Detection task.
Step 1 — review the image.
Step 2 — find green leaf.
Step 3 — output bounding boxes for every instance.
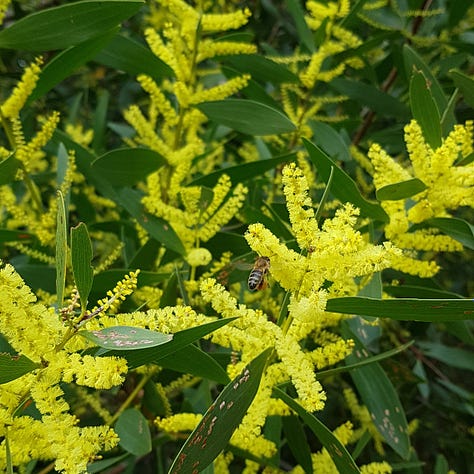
[0,230,33,243]
[331,78,410,119]
[403,45,448,113]
[282,415,313,474]
[94,33,173,79]
[28,29,118,103]
[326,297,474,322]
[274,388,361,473]
[190,153,295,187]
[286,0,315,52]
[105,318,236,369]
[80,326,173,350]
[197,99,296,136]
[449,69,474,108]
[55,191,67,309]
[343,325,411,459]
[0,354,39,384]
[303,138,389,222]
[115,408,152,456]
[409,70,442,149]
[414,217,474,250]
[311,122,351,162]
[91,148,166,186]
[115,188,185,255]
[376,178,427,201]
[0,0,143,51]
[0,155,20,186]
[417,342,474,371]
[92,89,109,154]
[158,345,230,384]
[317,340,414,379]
[223,55,298,83]
[169,349,271,473]
[70,222,94,311]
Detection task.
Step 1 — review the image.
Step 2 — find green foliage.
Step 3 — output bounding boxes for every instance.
[0,0,473,473]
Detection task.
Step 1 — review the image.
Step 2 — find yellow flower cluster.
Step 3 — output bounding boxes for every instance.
[143,174,248,252]
[1,57,43,119]
[0,262,137,472]
[368,119,473,276]
[246,164,400,297]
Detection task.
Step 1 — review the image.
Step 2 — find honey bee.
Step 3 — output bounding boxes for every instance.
[248,256,270,291]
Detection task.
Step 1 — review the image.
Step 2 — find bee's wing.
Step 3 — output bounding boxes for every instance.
[234,261,254,270]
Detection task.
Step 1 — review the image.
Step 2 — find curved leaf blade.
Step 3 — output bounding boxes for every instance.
[275,388,361,473]
[0,0,143,51]
[409,70,442,149]
[28,29,118,103]
[71,222,94,311]
[189,153,295,187]
[423,217,474,250]
[80,326,173,350]
[0,354,39,384]
[169,348,272,473]
[303,138,389,222]
[115,408,152,456]
[343,323,411,459]
[197,99,296,136]
[326,297,474,322]
[91,148,166,186]
[376,178,427,201]
[94,33,173,79]
[0,155,20,186]
[104,318,236,369]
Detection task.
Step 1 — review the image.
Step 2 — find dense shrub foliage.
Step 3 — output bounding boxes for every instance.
[0,0,473,473]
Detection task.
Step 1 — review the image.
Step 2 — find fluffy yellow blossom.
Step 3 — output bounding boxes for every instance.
[1,57,43,119]
[156,413,203,434]
[368,120,473,276]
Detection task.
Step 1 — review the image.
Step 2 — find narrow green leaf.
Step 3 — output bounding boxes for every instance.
[275,388,361,473]
[28,29,118,103]
[115,188,185,255]
[331,78,410,119]
[197,99,296,136]
[87,454,129,473]
[169,349,272,473]
[115,408,152,456]
[343,325,411,459]
[414,217,474,250]
[282,415,313,474]
[311,122,351,162]
[317,340,414,379]
[0,155,20,186]
[286,0,315,52]
[326,297,474,322]
[0,0,143,51]
[0,230,33,243]
[409,70,442,149]
[158,345,230,384]
[71,222,94,311]
[104,318,237,369]
[94,33,173,79]
[92,89,110,154]
[376,178,427,201]
[417,342,474,371]
[0,354,40,384]
[449,69,474,108]
[223,54,298,83]
[55,191,67,309]
[303,138,389,222]
[91,148,166,186]
[80,326,173,350]
[403,45,448,113]
[190,153,294,187]
[5,429,12,474]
